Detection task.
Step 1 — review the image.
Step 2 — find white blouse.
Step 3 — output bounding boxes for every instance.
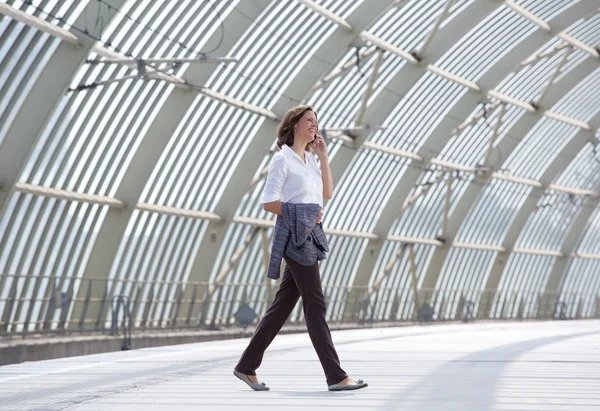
[261,144,323,207]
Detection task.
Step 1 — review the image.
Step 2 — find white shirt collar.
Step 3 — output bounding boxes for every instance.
[282,144,308,163]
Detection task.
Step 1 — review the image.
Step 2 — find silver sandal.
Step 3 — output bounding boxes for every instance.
[233,370,270,391]
[328,379,368,391]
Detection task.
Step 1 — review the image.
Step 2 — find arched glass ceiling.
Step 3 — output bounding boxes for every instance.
[1,0,600,332]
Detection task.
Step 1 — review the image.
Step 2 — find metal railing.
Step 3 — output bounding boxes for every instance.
[0,273,598,338]
[110,295,132,350]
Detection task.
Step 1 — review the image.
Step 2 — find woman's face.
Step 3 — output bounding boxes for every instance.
[294,110,318,145]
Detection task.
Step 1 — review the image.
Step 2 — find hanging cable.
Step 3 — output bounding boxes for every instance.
[354,45,365,77]
[96,0,225,56]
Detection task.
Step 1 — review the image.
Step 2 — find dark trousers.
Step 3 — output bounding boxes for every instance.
[235,255,347,386]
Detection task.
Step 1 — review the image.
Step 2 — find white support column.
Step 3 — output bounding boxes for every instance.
[355,49,385,126]
[571,252,600,260]
[348,2,597,318]
[483,103,506,166]
[515,43,571,74]
[400,171,447,214]
[535,46,573,105]
[247,165,270,192]
[556,32,600,59]
[417,0,455,58]
[365,242,420,321]
[504,1,599,59]
[309,46,379,95]
[503,0,551,31]
[186,1,396,324]
[408,244,420,319]
[441,173,454,239]
[513,248,563,257]
[360,31,419,64]
[453,101,501,137]
[295,0,353,31]
[136,203,222,222]
[371,243,407,294]
[72,0,273,324]
[209,226,262,296]
[362,140,422,161]
[0,2,82,45]
[454,242,506,253]
[14,184,125,209]
[387,235,443,247]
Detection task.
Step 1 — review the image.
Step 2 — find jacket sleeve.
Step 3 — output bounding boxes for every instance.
[267,215,289,280]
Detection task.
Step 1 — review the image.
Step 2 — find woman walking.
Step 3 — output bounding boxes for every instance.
[233,105,368,392]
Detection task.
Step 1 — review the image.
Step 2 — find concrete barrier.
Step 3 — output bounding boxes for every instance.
[0,321,408,366]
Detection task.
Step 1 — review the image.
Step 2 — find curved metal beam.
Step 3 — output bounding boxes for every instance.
[479,127,599,318]
[530,175,600,318]
[71,0,273,324]
[0,0,126,220]
[482,65,600,308]
[186,1,397,323]
[345,1,598,319]
[0,3,81,45]
[341,0,502,320]
[425,57,600,315]
[0,0,126,330]
[545,190,600,295]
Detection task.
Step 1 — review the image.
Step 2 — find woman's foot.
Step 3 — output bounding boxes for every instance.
[233,370,270,391]
[328,377,368,391]
[337,377,356,386]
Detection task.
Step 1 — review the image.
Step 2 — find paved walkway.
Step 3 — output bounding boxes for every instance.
[1,320,599,410]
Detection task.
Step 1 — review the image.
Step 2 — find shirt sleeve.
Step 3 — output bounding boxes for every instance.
[261,154,287,203]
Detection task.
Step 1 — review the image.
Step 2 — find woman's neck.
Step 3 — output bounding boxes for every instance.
[290,142,306,160]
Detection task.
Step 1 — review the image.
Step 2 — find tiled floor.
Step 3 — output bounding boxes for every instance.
[1,320,599,410]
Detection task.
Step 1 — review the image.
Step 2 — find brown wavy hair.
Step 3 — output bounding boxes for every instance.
[277,105,317,152]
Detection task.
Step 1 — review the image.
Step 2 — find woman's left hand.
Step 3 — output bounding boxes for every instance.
[312,134,328,158]
[316,207,324,224]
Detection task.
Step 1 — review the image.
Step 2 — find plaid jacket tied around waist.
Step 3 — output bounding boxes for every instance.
[267,202,329,280]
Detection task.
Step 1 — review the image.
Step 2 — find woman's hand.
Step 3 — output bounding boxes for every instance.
[312,134,328,158]
[316,207,324,224]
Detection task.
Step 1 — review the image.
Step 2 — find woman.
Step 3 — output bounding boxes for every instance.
[233,105,368,392]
